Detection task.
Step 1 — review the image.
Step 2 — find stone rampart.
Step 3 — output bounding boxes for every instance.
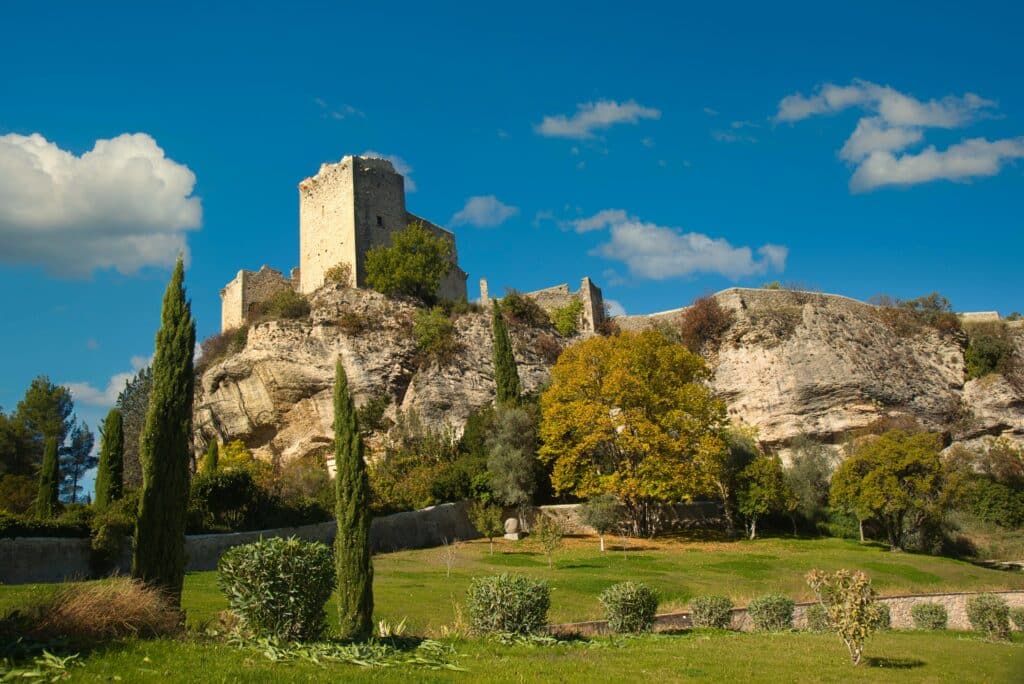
[0,502,478,585]
[219,265,293,332]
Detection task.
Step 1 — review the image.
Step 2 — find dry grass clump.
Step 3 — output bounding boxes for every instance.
[16,578,181,644]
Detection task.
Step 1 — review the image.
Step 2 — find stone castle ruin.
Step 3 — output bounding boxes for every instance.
[221,154,604,334]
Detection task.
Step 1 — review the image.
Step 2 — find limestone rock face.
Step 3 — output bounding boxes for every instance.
[195,286,1024,465]
[193,286,557,464]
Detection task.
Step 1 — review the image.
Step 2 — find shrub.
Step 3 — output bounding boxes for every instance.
[252,288,310,321]
[468,501,504,555]
[218,537,335,641]
[196,326,248,374]
[533,333,562,364]
[465,573,550,635]
[747,594,794,631]
[868,602,891,631]
[966,593,1011,639]
[689,595,733,629]
[806,569,878,666]
[501,290,548,328]
[324,261,353,287]
[12,577,179,645]
[364,221,453,303]
[965,322,1015,380]
[805,603,829,632]
[357,395,391,434]
[679,295,734,353]
[189,469,263,531]
[599,582,659,633]
[413,306,460,365]
[911,603,948,630]
[337,309,371,335]
[1010,607,1024,631]
[551,298,583,337]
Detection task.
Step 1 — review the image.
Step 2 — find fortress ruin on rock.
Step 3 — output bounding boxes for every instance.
[220,154,605,334]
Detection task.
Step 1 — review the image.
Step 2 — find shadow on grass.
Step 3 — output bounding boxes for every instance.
[866,656,925,669]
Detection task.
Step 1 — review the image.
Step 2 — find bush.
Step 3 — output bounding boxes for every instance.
[465,573,550,635]
[599,582,659,633]
[689,595,733,629]
[413,306,460,365]
[965,322,1015,380]
[533,333,562,364]
[805,603,829,632]
[196,326,248,374]
[0,510,90,539]
[966,593,1011,639]
[9,577,179,645]
[501,290,548,328]
[679,295,734,353]
[364,221,453,303]
[218,537,335,641]
[357,394,392,434]
[911,603,948,630]
[324,262,353,287]
[806,569,878,665]
[868,602,891,631]
[747,594,794,631]
[551,298,583,337]
[189,469,264,531]
[1010,607,1024,631]
[252,288,310,321]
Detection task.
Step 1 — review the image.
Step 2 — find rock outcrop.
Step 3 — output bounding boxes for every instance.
[194,286,1024,465]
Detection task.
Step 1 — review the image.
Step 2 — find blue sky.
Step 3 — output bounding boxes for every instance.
[1,1,1022,453]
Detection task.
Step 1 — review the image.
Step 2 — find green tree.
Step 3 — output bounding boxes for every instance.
[468,501,504,555]
[333,359,373,640]
[116,365,152,489]
[14,376,74,471]
[737,454,797,539]
[703,426,760,534]
[486,404,537,524]
[132,258,196,604]
[830,430,948,550]
[579,494,621,551]
[201,440,219,473]
[785,436,834,529]
[0,410,31,477]
[492,302,521,405]
[364,222,453,303]
[60,422,96,503]
[94,408,124,510]
[539,330,728,536]
[34,436,60,518]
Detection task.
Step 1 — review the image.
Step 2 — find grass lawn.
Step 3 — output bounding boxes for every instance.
[4,535,1023,634]
[13,631,1024,683]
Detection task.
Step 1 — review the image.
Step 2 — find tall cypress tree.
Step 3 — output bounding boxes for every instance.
[200,440,218,473]
[492,302,521,405]
[35,436,59,518]
[94,408,124,510]
[333,358,373,640]
[132,258,195,604]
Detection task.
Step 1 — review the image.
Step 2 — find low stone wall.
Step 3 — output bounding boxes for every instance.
[0,502,478,585]
[534,501,722,534]
[549,590,1024,636]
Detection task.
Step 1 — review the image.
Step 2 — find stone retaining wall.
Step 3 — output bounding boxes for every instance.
[549,590,1024,636]
[0,502,477,585]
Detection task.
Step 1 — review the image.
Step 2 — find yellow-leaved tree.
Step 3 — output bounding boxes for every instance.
[539,330,728,535]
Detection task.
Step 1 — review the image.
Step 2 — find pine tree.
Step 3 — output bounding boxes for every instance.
[35,436,59,518]
[492,302,521,405]
[132,258,196,604]
[201,440,219,473]
[94,408,124,510]
[333,358,373,640]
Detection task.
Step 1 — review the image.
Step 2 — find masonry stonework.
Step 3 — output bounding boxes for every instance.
[522,277,605,335]
[219,265,292,331]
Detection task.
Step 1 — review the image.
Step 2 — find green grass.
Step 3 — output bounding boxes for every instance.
[4,536,1022,635]
[13,631,1024,683]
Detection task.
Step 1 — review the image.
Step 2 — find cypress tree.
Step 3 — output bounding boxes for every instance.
[333,358,373,640]
[132,257,195,604]
[201,440,219,473]
[94,408,124,510]
[492,302,521,405]
[35,436,60,518]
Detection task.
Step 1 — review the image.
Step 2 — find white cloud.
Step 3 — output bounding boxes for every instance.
[314,97,363,120]
[703,107,719,116]
[0,132,201,277]
[605,299,627,317]
[570,209,629,233]
[450,195,519,228]
[775,80,1021,190]
[578,210,787,280]
[711,129,757,144]
[850,137,1024,192]
[65,355,150,407]
[536,99,661,139]
[360,150,416,191]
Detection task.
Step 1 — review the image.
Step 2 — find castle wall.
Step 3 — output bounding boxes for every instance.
[522,279,604,334]
[298,159,358,295]
[219,266,292,332]
[221,273,245,331]
[352,158,408,285]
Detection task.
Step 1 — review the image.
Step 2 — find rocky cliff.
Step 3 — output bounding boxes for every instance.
[194,286,1024,464]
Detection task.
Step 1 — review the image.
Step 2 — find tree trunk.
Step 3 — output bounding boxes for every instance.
[749,517,757,540]
[790,514,798,536]
[600,534,605,552]
[858,518,865,543]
